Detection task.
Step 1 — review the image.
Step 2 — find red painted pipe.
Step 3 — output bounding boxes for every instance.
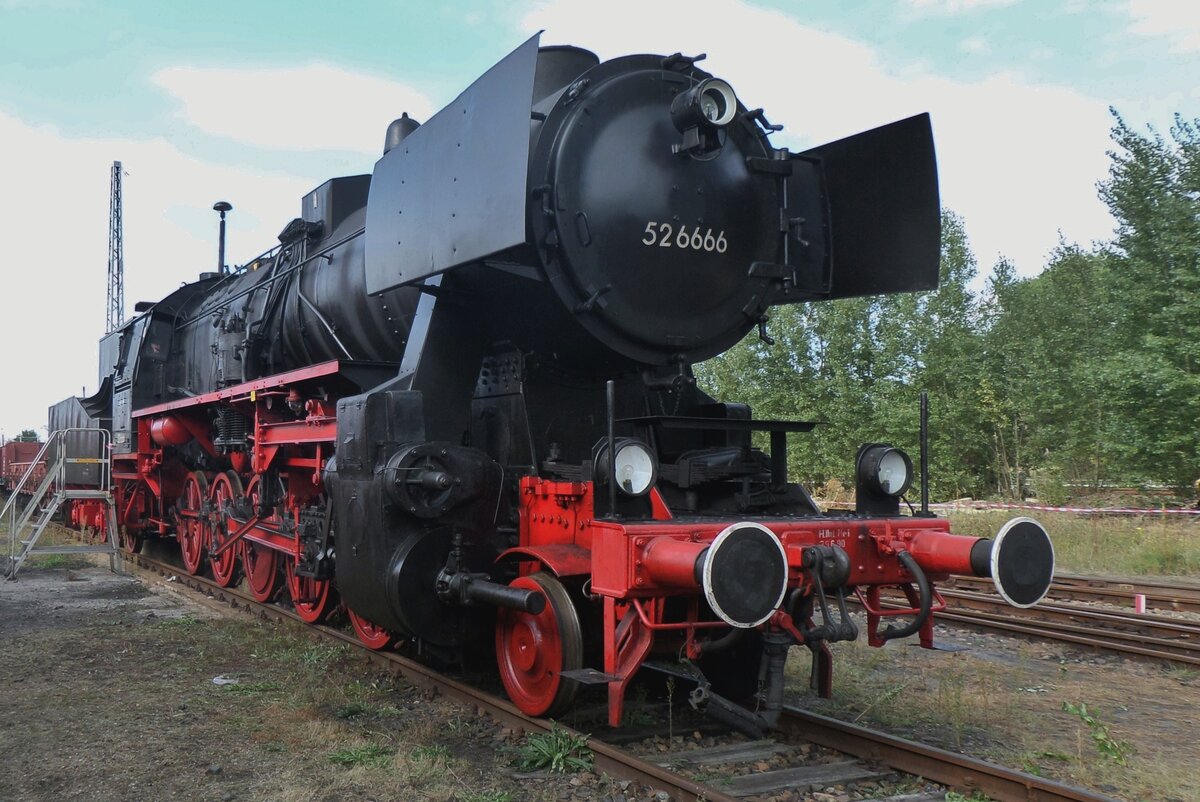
[907,531,987,576]
[641,538,706,588]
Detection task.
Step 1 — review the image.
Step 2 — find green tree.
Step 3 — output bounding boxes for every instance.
[982,245,1115,495]
[700,209,993,499]
[15,429,38,443]
[1097,112,1200,487]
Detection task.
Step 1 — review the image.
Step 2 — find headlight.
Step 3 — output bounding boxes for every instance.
[671,78,738,132]
[595,437,659,497]
[858,444,913,497]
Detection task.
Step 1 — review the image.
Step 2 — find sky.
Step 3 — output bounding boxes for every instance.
[0,0,1197,437]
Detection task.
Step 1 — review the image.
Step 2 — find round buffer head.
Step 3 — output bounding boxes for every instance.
[701,522,788,628]
[990,517,1055,608]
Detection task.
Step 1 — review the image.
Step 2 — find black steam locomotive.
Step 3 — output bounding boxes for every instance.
[65,35,1052,734]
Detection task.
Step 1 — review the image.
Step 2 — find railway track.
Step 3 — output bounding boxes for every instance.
[952,574,1200,616]
[925,578,1200,665]
[108,546,1118,802]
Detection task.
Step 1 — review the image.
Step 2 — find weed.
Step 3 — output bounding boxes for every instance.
[622,707,655,727]
[336,701,371,719]
[27,554,77,569]
[298,643,345,666]
[221,681,282,696]
[622,683,655,727]
[1162,665,1197,685]
[852,679,911,723]
[460,792,513,802]
[327,743,392,768]
[946,792,995,802]
[514,725,594,774]
[1061,702,1133,764]
[409,744,451,764]
[154,614,204,631]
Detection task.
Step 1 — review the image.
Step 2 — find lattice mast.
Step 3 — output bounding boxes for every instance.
[105,161,124,333]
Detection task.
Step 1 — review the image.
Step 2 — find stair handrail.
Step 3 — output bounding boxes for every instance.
[4,428,113,570]
[3,431,61,568]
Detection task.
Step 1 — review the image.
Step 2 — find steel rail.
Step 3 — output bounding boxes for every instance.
[934,607,1200,665]
[941,589,1200,650]
[870,590,1200,665]
[113,548,1122,802]
[952,574,1200,615]
[779,708,1122,802]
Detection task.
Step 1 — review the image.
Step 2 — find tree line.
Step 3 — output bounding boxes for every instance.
[698,113,1199,499]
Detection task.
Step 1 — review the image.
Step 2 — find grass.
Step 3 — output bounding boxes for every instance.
[946,510,1200,576]
[327,743,393,768]
[459,792,513,802]
[221,680,283,697]
[122,612,530,797]
[24,553,92,569]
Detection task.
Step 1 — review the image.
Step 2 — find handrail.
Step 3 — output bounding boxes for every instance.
[2,433,59,567]
[4,427,113,570]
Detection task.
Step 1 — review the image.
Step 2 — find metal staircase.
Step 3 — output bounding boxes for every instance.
[3,428,121,579]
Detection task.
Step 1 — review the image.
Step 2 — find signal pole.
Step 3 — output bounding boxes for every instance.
[106,160,124,333]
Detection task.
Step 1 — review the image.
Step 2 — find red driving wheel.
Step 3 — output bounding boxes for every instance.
[347,608,396,650]
[285,560,337,624]
[177,472,209,575]
[495,572,582,718]
[208,471,243,588]
[240,477,280,602]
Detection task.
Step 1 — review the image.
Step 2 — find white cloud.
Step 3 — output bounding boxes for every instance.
[524,0,1115,277]
[906,0,1019,12]
[0,62,437,433]
[151,64,436,153]
[960,35,991,54]
[1123,0,1200,52]
[0,110,314,435]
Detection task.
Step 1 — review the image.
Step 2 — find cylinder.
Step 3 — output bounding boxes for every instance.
[150,416,192,447]
[642,538,706,588]
[907,530,983,576]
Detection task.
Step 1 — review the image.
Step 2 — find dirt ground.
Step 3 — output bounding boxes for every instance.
[2,556,1194,802]
[796,614,1200,802]
[0,560,611,802]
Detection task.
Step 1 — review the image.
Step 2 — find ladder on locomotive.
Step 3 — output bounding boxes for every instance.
[2,428,121,580]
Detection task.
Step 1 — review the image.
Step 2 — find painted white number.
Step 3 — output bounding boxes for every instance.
[641,221,727,253]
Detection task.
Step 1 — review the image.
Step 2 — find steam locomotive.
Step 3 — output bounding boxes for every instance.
[61,36,1053,735]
